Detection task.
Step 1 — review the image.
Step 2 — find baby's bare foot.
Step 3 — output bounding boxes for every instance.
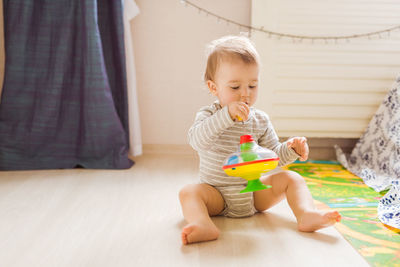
[181,221,220,245]
[298,210,341,232]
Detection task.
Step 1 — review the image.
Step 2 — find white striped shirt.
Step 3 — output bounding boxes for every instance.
[188,101,299,187]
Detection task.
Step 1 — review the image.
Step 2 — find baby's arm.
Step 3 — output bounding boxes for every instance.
[287,137,309,161]
[258,115,299,166]
[188,106,235,152]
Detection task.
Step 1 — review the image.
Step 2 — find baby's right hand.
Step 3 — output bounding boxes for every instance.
[228,101,250,122]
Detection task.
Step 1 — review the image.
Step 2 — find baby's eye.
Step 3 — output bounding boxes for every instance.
[249,85,257,89]
[231,86,240,90]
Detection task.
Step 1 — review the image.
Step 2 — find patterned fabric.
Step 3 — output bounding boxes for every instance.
[379,181,400,229]
[0,0,133,170]
[336,76,400,229]
[188,101,298,217]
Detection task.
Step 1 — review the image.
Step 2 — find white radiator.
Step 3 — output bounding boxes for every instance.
[251,0,400,138]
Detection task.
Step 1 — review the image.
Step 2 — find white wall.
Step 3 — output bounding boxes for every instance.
[132,0,400,145]
[131,0,251,145]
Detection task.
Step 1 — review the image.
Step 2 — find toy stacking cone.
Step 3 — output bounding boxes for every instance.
[222,135,280,193]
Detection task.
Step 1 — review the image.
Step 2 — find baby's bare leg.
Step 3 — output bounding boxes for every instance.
[179,183,225,245]
[254,170,341,232]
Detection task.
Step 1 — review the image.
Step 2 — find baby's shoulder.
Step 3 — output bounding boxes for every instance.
[197,102,221,116]
[252,108,271,122]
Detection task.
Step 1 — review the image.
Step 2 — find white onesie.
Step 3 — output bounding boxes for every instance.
[188,101,299,217]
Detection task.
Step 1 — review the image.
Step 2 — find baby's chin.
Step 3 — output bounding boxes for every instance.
[219,100,254,107]
[221,101,252,107]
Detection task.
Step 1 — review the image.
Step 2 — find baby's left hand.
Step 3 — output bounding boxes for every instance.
[287,137,309,161]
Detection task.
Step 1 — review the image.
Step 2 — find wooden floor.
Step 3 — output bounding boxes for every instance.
[0,153,368,267]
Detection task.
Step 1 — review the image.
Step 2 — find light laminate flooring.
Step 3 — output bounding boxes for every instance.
[0,153,368,267]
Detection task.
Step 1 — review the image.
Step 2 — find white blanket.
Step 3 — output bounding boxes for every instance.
[335,77,400,229]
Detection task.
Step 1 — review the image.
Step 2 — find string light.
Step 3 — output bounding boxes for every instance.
[180,0,400,43]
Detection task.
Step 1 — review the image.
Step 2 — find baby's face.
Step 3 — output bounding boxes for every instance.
[209,58,259,108]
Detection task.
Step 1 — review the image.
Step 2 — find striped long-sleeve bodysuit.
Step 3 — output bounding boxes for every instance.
[188,101,299,218]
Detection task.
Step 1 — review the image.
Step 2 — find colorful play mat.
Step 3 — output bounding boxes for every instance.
[283,161,400,267]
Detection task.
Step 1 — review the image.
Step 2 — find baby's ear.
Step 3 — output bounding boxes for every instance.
[207,80,218,96]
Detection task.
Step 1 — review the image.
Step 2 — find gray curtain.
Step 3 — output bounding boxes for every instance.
[0,0,134,170]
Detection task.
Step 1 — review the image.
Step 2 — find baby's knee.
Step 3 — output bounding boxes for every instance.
[179,184,201,201]
[283,170,306,185]
[179,184,192,200]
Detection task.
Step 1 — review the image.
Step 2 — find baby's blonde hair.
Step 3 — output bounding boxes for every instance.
[204,35,260,82]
